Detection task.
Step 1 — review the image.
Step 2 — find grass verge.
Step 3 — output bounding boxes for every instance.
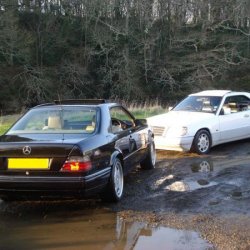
[0,114,21,135]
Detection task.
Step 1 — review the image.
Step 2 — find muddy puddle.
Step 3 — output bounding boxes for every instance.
[157,155,250,193]
[0,206,213,250]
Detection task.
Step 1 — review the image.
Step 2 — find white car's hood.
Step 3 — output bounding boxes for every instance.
[147,111,214,127]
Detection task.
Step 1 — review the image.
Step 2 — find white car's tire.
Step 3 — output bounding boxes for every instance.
[192,129,211,154]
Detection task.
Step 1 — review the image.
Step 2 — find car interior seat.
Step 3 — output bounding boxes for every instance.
[228,102,238,113]
[111,118,123,133]
[202,100,213,112]
[47,116,62,129]
[221,104,231,115]
[85,115,96,132]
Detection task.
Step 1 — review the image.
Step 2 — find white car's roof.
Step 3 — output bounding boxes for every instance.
[190,90,232,97]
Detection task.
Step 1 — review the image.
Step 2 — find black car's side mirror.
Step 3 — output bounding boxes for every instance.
[134,119,147,126]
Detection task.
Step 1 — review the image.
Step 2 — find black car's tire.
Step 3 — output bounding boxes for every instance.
[140,142,156,170]
[101,158,124,202]
[191,129,211,154]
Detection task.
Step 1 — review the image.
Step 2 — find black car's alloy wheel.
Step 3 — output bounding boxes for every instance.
[113,159,124,199]
[101,158,124,202]
[140,142,156,170]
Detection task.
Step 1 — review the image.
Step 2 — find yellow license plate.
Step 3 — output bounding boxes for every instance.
[8,158,50,170]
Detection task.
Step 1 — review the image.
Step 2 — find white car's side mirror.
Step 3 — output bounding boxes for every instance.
[168,106,173,111]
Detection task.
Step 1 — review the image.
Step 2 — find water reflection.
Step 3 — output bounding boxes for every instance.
[134,226,213,250]
[0,206,212,250]
[156,154,250,193]
[166,180,217,192]
[165,159,216,192]
[191,159,213,173]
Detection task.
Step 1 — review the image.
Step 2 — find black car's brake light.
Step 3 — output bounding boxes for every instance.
[61,156,92,172]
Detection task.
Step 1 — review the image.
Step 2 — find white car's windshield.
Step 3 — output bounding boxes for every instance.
[7,106,98,134]
[173,96,222,113]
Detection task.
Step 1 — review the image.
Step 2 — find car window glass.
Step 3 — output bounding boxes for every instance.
[221,95,250,115]
[7,107,97,134]
[173,96,222,113]
[110,107,134,133]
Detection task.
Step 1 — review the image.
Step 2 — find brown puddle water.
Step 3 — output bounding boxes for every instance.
[0,206,213,250]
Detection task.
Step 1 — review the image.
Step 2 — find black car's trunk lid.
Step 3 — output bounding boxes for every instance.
[0,134,84,172]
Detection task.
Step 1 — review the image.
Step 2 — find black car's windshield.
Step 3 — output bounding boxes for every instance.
[7,106,98,134]
[173,96,222,114]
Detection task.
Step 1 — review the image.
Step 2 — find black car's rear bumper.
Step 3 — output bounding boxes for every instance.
[0,167,111,200]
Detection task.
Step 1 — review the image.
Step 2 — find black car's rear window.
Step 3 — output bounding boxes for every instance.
[7,106,98,134]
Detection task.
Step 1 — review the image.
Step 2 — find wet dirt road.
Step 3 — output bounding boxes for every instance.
[0,204,212,250]
[0,139,250,249]
[113,139,250,249]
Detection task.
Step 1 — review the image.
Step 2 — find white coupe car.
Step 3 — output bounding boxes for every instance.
[147,90,250,154]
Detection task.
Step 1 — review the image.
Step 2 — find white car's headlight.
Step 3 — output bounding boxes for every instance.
[166,126,188,136]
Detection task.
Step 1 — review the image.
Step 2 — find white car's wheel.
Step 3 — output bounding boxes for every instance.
[192,129,211,154]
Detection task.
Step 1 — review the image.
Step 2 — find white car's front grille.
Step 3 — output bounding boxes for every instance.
[152,126,165,136]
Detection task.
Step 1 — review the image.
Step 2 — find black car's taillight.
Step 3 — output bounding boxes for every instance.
[61,156,92,172]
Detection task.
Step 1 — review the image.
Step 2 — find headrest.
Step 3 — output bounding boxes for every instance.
[48,116,62,129]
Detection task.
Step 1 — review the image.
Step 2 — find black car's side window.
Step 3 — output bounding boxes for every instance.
[110,107,135,133]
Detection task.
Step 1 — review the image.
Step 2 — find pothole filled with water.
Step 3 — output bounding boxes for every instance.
[0,207,213,250]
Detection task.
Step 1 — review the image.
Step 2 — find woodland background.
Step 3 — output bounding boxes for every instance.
[0,0,249,113]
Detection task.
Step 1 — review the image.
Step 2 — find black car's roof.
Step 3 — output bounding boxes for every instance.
[34,99,119,109]
[54,99,107,105]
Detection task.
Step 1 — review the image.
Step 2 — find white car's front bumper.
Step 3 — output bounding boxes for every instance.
[154,135,194,152]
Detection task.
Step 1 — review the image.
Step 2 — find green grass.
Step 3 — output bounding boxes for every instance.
[127,102,167,119]
[131,106,167,119]
[0,114,21,135]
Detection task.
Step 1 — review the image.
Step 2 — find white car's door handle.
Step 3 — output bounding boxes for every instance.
[244,114,249,118]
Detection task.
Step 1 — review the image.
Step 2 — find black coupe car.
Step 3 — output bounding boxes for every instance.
[0,100,156,202]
